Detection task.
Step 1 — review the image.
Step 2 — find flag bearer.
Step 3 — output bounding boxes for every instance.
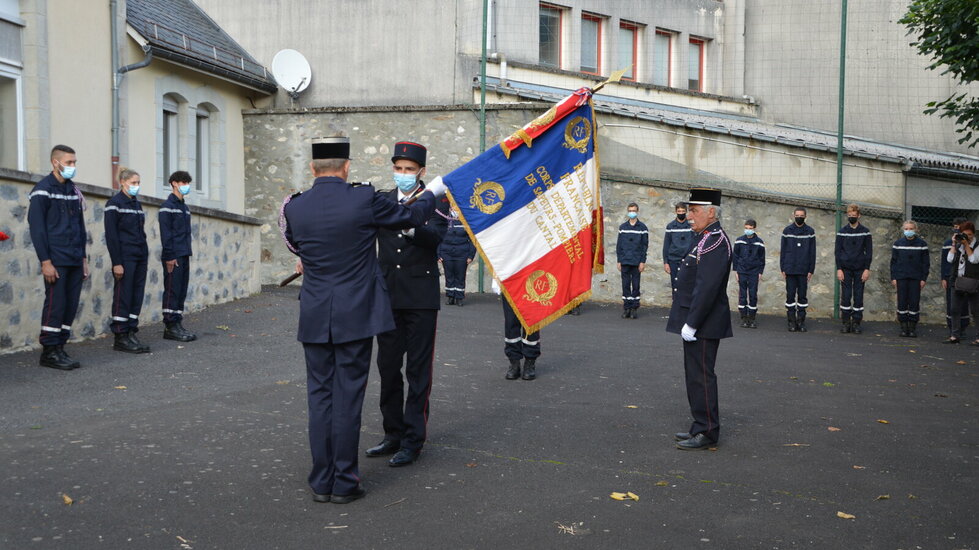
[104,167,150,353]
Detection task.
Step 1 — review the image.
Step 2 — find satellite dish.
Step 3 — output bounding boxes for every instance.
[271,49,312,99]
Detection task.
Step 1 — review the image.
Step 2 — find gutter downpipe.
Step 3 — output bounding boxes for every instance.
[111,0,152,188]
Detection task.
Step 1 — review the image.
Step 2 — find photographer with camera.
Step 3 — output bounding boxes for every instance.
[945,221,979,345]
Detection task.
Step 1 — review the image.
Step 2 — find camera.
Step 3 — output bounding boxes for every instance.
[954,233,968,242]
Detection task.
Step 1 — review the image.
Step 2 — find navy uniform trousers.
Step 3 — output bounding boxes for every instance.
[304,338,372,496]
[946,284,970,333]
[683,337,720,441]
[162,256,190,323]
[442,260,468,301]
[111,259,148,334]
[502,298,540,360]
[896,280,922,322]
[785,274,809,321]
[375,309,438,453]
[839,269,865,321]
[39,265,84,346]
[621,264,641,310]
[737,273,759,314]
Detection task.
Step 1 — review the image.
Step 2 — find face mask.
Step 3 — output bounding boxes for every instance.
[744,229,755,236]
[59,162,76,180]
[676,213,686,221]
[847,216,858,224]
[394,173,418,193]
[128,185,140,197]
[178,184,192,196]
[904,230,916,238]
[627,212,638,219]
[795,217,806,225]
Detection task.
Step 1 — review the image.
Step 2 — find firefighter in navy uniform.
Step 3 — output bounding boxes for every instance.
[283,137,442,504]
[28,144,89,370]
[666,188,732,450]
[616,202,649,318]
[366,141,448,468]
[780,207,816,332]
[941,217,970,338]
[890,220,930,338]
[438,207,476,306]
[732,219,765,328]
[834,204,873,334]
[662,203,693,301]
[159,171,197,342]
[104,168,150,353]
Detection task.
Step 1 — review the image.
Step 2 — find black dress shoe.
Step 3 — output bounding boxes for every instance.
[521,359,536,380]
[113,332,144,353]
[331,487,366,504]
[56,345,81,369]
[674,432,692,441]
[676,433,716,450]
[505,359,521,380]
[39,346,75,371]
[311,493,331,503]
[164,323,196,342]
[389,448,419,467]
[365,440,400,457]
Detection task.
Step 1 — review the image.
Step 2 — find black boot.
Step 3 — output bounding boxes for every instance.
[748,312,757,329]
[40,345,75,370]
[740,313,749,328]
[521,358,536,380]
[56,345,81,369]
[851,320,862,334]
[164,322,197,342]
[113,332,143,353]
[908,320,918,338]
[456,298,464,307]
[899,320,909,337]
[128,331,151,353]
[622,309,630,319]
[629,308,638,319]
[797,315,807,333]
[787,312,797,332]
[505,359,521,380]
[446,296,455,305]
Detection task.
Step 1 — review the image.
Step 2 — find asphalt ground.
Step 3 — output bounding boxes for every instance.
[1,285,976,550]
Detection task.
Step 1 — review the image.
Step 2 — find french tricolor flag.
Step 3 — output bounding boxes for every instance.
[443,90,604,332]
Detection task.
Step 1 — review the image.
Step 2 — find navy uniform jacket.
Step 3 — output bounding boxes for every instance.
[835,223,873,271]
[616,220,649,265]
[159,193,192,261]
[662,219,693,263]
[28,173,87,266]
[438,217,476,261]
[284,177,436,344]
[666,221,734,339]
[941,237,954,281]
[780,223,816,275]
[890,236,929,281]
[376,186,448,310]
[104,192,148,264]
[732,234,765,275]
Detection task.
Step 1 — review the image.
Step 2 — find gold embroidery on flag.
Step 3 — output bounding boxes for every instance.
[562,116,591,153]
[524,270,558,305]
[470,179,505,215]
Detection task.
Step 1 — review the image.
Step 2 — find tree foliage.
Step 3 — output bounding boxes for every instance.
[900,0,979,148]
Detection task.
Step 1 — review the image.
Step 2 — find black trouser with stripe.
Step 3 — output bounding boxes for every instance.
[442,260,468,300]
[162,256,190,323]
[896,279,922,322]
[621,264,641,310]
[375,308,438,453]
[737,273,759,315]
[784,274,809,321]
[110,258,147,334]
[39,265,84,346]
[502,298,540,360]
[683,337,720,442]
[839,269,865,321]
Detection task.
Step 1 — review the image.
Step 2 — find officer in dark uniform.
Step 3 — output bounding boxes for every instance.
[834,204,873,334]
[663,202,693,301]
[28,144,89,370]
[666,188,732,450]
[942,217,970,338]
[159,171,197,342]
[616,202,649,318]
[890,220,929,337]
[365,141,448,468]
[284,137,442,504]
[104,167,150,353]
[780,207,816,332]
[438,207,476,306]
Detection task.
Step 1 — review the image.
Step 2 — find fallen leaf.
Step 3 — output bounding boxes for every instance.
[216,325,230,331]
[61,493,73,505]
[271,317,277,321]
[783,443,810,447]
[610,492,628,501]
[789,376,799,380]
[626,491,640,501]
[956,360,967,365]
[176,536,189,544]
[853,465,866,469]
[828,426,842,432]
[823,382,835,387]
[466,462,478,468]
[655,481,669,486]
[876,419,889,424]
[875,494,890,500]
[837,511,856,520]
[846,353,862,357]
[275,380,290,385]
[908,350,917,354]
[114,386,127,390]
[908,494,917,500]
[625,405,638,409]
[243,309,253,313]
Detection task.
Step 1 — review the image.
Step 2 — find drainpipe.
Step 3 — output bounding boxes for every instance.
[111,0,152,188]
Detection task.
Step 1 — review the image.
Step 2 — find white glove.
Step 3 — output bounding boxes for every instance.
[402,228,416,237]
[426,176,447,198]
[681,324,697,342]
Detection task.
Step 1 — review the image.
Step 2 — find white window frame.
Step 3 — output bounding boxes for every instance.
[539,2,564,69]
[653,29,673,88]
[195,108,209,196]
[0,63,24,170]
[162,97,179,190]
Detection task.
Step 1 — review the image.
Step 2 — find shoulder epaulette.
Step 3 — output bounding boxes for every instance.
[350,181,372,188]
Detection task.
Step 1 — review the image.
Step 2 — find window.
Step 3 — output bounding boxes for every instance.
[618,21,639,81]
[580,13,603,75]
[195,109,209,195]
[162,97,179,185]
[653,30,672,87]
[0,11,23,170]
[689,38,705,92]
[539,3,562,68]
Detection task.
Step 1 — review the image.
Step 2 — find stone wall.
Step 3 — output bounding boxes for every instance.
[243,106,950,324]
[0,169,262,354]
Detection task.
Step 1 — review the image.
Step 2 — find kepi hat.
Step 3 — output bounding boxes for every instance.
[312,136,350,160]
[688,188,722,206]
[391,141,427,167]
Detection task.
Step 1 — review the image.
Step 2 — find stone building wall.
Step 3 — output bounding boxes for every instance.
[0,169,262,354]
[243,106,950,324]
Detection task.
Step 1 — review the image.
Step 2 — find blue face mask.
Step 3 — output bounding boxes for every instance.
[904,229,916,238]
[59,162,76,180]
[744,229,755,236]
[128,185,140,197]
[627,211,638,219]
[394,173,418,194]
[178,184,192,196]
